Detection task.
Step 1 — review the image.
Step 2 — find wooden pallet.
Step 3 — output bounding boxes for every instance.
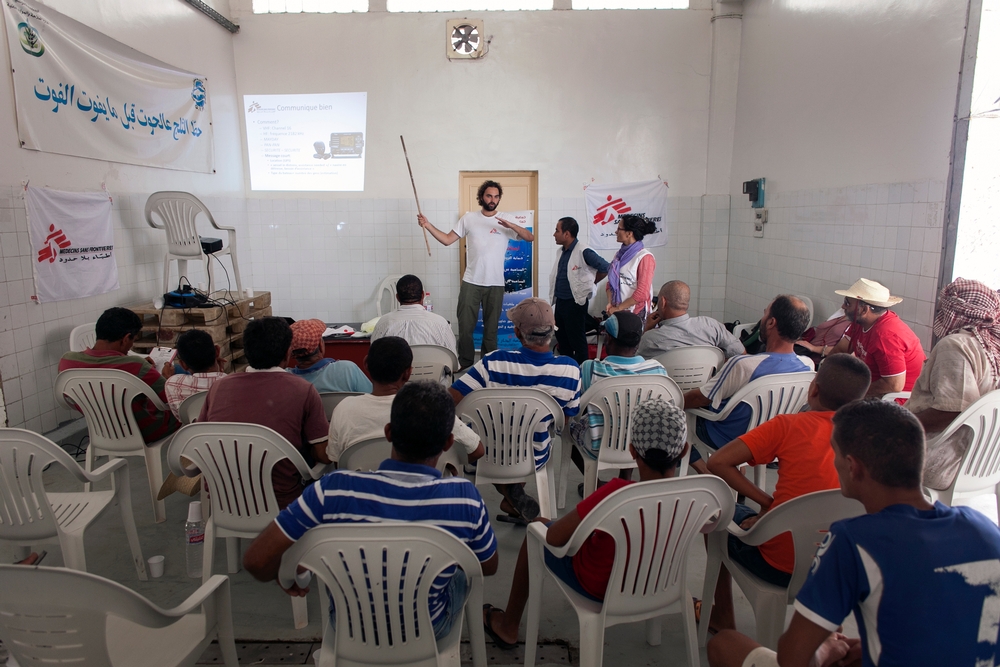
[127,291,272,331]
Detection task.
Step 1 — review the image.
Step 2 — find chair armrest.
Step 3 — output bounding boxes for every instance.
[526,520,576,559]
[79,457,130,483]
[310,462,335,479]
[686,406,724,422]
[159,575,232,618]
[210,221,237,233]
[726,512,789,546]
[725,520,749,539]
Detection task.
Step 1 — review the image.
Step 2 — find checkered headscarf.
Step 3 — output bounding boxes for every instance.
[630,398,687,460]
[934,278,1000,384]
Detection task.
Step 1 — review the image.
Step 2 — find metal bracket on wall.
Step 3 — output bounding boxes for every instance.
[182,0,240,34]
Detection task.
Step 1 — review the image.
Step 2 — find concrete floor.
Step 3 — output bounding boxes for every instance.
[16,437,986,666]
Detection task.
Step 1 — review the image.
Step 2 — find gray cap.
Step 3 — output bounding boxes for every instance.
[630,399,687,460]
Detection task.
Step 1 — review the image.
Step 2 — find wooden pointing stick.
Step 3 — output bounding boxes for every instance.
[400,135,432,257]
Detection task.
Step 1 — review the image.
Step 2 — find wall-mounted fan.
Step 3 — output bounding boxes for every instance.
[446,19,485,60]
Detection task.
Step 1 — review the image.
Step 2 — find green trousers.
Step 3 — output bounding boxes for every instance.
[457,281,505,369]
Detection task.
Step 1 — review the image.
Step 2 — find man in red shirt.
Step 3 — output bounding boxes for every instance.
[702,354,871,632]
[803,278,924,400]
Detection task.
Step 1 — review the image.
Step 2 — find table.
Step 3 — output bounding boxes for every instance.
[323,323,371,379]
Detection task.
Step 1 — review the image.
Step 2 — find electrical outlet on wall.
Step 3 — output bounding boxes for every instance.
[753,208,767,238]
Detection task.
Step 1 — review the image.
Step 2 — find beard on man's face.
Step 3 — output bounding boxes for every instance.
[481,200,498,211]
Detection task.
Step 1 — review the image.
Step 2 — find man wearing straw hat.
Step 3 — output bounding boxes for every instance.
[800,278,924,401]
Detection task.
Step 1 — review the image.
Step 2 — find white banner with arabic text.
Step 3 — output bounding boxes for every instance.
[27,186,119,303]
[3,0,213,172]
[584,180,669,250]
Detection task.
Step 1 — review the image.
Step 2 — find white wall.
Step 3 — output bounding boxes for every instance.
[231,7,724,324]
[725,0,969,348]
[0,0,245,432]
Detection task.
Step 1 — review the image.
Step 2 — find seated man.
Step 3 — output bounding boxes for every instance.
[703,354,871,632]
[163,329,226,420]
[685,295,813,473]
[482,399,688,649]
[59,307,180,443]
[569,311,668,476]
[243,380,498,641]
[199,317,330,509]
[637,280,745,359]
[707,399,1000,667]
[286,319,372,394]
[450,297,582,522]
[328,336,484,465]
[909,278,1000,491]
[371,274,458,356]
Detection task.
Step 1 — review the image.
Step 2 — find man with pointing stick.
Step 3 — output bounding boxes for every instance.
[419,180,535,370]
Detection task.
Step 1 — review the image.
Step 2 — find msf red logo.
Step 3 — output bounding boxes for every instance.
[37,224,70,263]
[593,195,632,226]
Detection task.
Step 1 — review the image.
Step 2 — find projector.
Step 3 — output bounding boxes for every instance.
[200,236,223,254]
[164,285,209,308]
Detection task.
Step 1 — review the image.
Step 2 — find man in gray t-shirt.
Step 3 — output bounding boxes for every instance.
[637,280,745,359]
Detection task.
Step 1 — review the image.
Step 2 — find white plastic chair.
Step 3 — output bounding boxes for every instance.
[0,565,238,667]
[320,391,365,421]
[376,274,404,317]
[145,191,243,296]
[178,390,209,425]
[732,322,756,340]
[652,346,726,391]
[456,388,564,519]
[881,391,912,403]
[557,375,684,508]
[69,322,97,352]
[278,523,487,667]
[55,368,176,523]
[685,371,815,482]
[339,436,466,478]
[525,475,735,667]
[925,390,1000,516]
[167,422,317,629]
[797,295,814,328]
[698,489,865,649]
[411,344,460,385]
[0,428,147,580]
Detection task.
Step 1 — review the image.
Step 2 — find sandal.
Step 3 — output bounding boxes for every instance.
[497,498,529,527]
[505,484,540,521]
[483,604,518,650]
[692,598,721,637]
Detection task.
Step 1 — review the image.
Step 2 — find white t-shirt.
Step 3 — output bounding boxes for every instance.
[327,393,480,462]
[453,210,518,287]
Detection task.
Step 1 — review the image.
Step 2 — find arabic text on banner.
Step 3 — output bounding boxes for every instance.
[27,186,119,303]
[2,0,214,173]
[584,180,669,250]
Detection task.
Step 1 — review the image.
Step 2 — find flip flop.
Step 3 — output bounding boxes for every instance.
[483,604,518,650]
[505,484,540,521]
[692,598,721,636]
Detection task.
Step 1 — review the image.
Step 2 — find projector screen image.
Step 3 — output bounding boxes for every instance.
[244,92,367,191]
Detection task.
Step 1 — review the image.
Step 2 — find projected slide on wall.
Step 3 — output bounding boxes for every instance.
[243,92,367,191]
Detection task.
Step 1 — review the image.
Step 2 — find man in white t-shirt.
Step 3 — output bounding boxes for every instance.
[418,180,535,369]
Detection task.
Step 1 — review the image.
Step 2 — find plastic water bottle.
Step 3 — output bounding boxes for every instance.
[424,291,433,312]
[185,501,205,578]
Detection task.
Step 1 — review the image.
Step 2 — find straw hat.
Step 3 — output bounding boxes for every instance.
[834,278,903,308]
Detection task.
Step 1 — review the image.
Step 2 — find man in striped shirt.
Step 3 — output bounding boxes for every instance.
[58,307,180,443]
[244,381,498,640]
[450,298,582,521]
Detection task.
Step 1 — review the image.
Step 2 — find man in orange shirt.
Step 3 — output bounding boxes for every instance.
[702,353,871,632]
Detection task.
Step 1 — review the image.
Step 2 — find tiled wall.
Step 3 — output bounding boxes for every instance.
[725,180,947,349]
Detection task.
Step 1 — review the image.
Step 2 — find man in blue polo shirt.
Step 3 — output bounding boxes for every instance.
[244,380,498,640]
[450,297,582,522]
[685,295,812,474]
[707,399,1000,667]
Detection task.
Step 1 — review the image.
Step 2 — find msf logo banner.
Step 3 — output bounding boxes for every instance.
[584,179,669,250]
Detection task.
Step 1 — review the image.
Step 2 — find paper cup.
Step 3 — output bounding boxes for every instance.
[148,555,165,578]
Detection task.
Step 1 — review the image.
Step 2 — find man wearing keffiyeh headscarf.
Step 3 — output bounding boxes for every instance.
[908,277,1000,490]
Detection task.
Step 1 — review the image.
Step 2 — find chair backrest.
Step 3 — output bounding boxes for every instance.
[737,489,864,599]
[338,437,391,472]
[278,523,483,667]
[178,391,209,425]
[726,372,815,431]
[456,388,566,479]
[320,392,365,421]
[565,476,733,619]
[579,376,684,467]
[167,422,314,534]
[931,390,1000,496]
[652,346,726,391]
[0,429,84,543]
[145,191,216,259]
[410,345,459,384]
[55,369,168,453]
[732,322,756,339]
[375,274,404,318]
[0,565,189,666]
[69,323,97,352]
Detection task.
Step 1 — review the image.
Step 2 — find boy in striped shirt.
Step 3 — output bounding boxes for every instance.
[244,381,498,640]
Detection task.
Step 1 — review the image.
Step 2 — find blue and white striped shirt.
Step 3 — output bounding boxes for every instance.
[452,347,582,470]
[276,459,496,624]
[578,355,669,455]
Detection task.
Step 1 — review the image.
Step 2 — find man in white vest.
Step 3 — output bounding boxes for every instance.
[550,217,609,364]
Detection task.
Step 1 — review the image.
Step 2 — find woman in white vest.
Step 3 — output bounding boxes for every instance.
[606,214,657,321]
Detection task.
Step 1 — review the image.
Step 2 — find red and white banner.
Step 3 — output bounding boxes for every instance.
[584,179,669,250]
[27,186,119,303]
